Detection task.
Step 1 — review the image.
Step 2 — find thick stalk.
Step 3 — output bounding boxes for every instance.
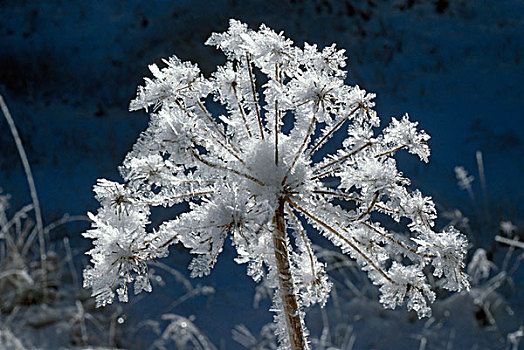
[272,198,307,350]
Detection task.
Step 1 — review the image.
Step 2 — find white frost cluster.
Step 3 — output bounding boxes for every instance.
[83,19,470,347]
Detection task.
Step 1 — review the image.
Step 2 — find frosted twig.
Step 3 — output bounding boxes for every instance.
[495,236,524,249]
[288,198,393,284]
[246,54,264,140]
[308,105,359,156]
[312,141,372,175]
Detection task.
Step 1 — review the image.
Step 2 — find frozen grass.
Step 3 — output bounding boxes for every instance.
[0,95,112,348]
[0,95,216,349]
[147,314,217,350]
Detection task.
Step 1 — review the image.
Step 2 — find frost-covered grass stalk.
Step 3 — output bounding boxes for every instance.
[0,94,47,298]
[83,20,470,349]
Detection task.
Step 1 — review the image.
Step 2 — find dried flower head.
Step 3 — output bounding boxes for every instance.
[83,19,470,349]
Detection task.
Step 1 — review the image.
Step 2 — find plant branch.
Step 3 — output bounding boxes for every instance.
[357,191,379,220]
[308,105,360,156]
[312,141,372,175]
[246,54,264,140]
[149,190,215,206]
[361,222,436,258]
[286,205,318,286]
[191,150,265,187]
[282,106,318,186]
[287,198,393,284]
[374,145,406,158]
[313,189,398,214]
[232,84,253,138]
[275,63,282,166]
[173,99,244,164]
[195,100,242,154]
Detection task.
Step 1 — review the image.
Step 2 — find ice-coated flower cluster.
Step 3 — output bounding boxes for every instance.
[83,19,470,348]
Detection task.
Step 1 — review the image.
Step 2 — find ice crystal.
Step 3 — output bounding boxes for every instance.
[83,19,469,349]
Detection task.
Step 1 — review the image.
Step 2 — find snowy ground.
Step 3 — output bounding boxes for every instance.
[0,0,522,349]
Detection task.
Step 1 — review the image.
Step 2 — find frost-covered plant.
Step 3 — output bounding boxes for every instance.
[0,191,37,312]
[83,20,470,349]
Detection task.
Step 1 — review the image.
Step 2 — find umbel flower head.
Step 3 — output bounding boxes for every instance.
[83,19,470,349]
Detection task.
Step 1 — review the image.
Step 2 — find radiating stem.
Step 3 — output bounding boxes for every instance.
[312,141,372,175]
[287,206,318,286]
[282,106,318,186]
[174,100,242,162]
[206,129,247,165]
[308,165,345,182]
[374,145,406,158]
[308,105,360,156]
[232,85,253,138]
[273,198,308,350]
[191,150,265,187]
[361,222,436,258]
[313,189,398,214]
[195,100,241,154]
[357,191,379,220]
[287,198,393,284]
[246,54,264,140]
[149,190,215,206]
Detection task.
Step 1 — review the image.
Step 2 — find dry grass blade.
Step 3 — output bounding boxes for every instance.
[0,94,48,299]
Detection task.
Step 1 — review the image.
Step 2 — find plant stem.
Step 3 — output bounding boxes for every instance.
[246,54,264,140]
[272,198,307,350]
[0,94,48,300]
